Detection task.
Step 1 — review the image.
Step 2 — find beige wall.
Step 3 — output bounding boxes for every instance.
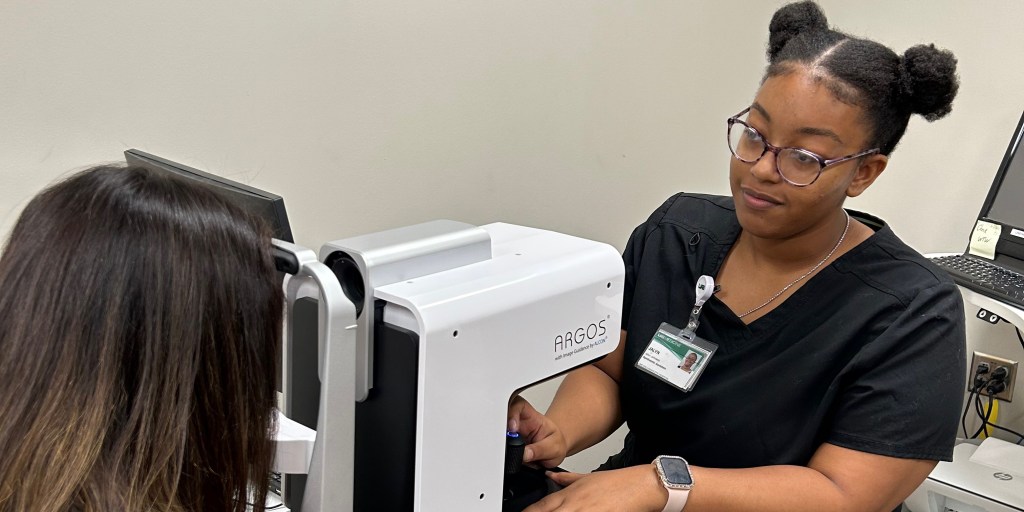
[2,1,1022,471]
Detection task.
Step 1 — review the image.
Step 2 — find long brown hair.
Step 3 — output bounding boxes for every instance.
[0,165,282,511]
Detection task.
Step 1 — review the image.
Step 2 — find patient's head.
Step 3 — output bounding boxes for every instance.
[0,165,283,512]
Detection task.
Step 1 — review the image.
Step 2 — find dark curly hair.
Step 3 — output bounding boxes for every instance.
[765,1,959,155]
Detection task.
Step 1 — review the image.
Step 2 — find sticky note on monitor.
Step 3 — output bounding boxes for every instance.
[969,220,1001,260]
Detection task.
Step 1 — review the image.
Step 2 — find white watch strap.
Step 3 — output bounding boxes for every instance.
[662,487,689,512]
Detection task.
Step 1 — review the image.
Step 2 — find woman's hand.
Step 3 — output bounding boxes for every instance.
[507,396,569,467]
[522,465,668,512]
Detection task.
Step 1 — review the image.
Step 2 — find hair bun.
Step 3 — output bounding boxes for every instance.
[899,44,960,121]
[768,1,829,61]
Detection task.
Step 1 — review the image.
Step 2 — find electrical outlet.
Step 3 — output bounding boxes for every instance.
[970,351,1018,402]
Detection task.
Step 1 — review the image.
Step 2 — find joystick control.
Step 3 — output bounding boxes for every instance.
[505,431,526,474]
[502,431,563,511]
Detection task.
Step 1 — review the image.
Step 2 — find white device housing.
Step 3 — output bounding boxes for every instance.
[272,239,358,512]
[274,221,623,512]
[383,222,622,510]
[321,219,492,401]
[905,441,1024,512]
[318,220,624,511]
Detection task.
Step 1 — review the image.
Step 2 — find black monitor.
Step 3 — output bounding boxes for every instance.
[124,149,294,243]
[975,111,1024,271]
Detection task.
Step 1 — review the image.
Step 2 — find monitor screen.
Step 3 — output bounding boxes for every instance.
[979,112,1024,263]
[985,116,1024,230]
[123,149,294,243]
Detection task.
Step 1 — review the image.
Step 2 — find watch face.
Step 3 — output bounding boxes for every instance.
[660,457,693,486]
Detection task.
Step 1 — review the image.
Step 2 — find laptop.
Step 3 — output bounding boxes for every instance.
[929,111,1024,310]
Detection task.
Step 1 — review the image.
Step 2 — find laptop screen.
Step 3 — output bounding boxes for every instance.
[977,112,1024,267]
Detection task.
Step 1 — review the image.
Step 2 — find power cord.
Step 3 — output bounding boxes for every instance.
[971,393,996,438]
[986,365,1009,397]
[972,396,1024,442]
[960,388,977,439]
[961,363,991,438]
[970,312,1024,443]
[963,363,1024,443]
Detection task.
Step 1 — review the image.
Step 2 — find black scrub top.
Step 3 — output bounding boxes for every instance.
[605,193,966,470]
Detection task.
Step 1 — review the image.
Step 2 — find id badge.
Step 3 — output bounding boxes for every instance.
[634,275,719,392]
[635,322,717,392]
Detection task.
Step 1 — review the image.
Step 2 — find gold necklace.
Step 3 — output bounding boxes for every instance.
[738,211,851,319]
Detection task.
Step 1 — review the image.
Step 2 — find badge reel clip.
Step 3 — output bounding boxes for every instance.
[683,275,715,337]
[634,275,719,392]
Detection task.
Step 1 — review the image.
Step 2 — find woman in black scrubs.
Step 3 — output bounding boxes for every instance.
[511,2,964,511]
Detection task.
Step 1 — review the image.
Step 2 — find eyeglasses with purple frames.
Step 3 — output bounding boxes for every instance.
[727,107,880,187]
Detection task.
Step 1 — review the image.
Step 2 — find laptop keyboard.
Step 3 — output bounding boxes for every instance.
[930,254,1024,309]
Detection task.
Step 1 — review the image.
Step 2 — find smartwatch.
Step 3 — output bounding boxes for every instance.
[652,455,693,512]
